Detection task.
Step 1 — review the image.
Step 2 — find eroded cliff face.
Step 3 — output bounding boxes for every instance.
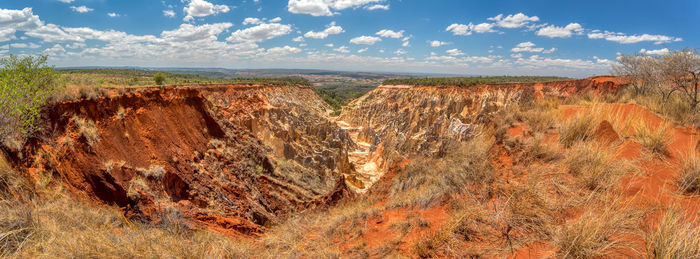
[338,76,622,190]
[13,84,354,234]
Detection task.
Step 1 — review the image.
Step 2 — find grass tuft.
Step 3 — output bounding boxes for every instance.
[558,112,598,147]
[72,115,99,147]
[646,209,700,258]
[565,141,636,191]
[678,151,700,194]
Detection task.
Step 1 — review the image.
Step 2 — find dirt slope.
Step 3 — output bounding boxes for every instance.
[9,84,354,234]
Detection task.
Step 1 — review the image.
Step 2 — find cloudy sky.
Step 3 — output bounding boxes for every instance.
[1,0,697,77]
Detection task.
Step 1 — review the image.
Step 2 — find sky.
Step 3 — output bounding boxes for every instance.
[0,0,698,77]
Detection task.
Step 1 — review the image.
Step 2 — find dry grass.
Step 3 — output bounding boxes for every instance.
[552,200,644,258]
[646,209,700,258]
[389,134,493,208]
[72,115,99,147]
[558,112,598,147]
[678,151,700,194]
[136,164,166,179]
[523,134,561,163]
[565,141,636,191]
[633,121,672,158]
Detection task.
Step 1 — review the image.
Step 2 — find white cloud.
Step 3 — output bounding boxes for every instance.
[325,43,334,47]
[107,13,120,18]
[536,23,583,38]
[269,17,282,23]
[446,48,463,56]
[304,22,344,39]
[70,6,93,13]
[511,42,555,53]
[587,30,682,44]
[9,42,41,49]
[163,10,176,18]
[487,13,539,28]
[429,40,448,47]
[263,45,301,56]
[640,48,670,55]
[287,0,383,16]
[243,18,262,25]
[292,36,304,42]
[183,0,230,22]
[365,4,389,10]
[57,0,74,3]
[161,23,232,42]
[375,29,404,39]
[350,35,381,45]
[226,23,292,42]
[445,22,495,36]
[394,49,407,55]
[357,47,368,53]
[334,45,349,53]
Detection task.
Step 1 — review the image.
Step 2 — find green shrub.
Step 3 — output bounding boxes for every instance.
[153,72,166,85]
[0,55,62,145]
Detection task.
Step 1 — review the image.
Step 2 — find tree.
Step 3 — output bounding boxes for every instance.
[0,55,62,146]
[154,72,166,85]
[661,49,700,109]
[612,53,661,95]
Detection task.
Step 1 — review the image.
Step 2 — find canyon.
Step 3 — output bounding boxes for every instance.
[5,77,622,233]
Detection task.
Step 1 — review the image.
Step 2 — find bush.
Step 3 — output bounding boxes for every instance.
[0,55,62,146]
[153,72,166,85]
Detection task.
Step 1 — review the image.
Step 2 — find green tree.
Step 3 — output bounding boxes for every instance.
[0,55,62,146]
[154,72,166,85]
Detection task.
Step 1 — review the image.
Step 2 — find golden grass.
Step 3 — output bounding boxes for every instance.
[72,116,99,147]
[552,200,644,258]
[646,209,700,258]
[632,121,672,158]
[678,151,700,194]
[389,134,493,208]
[565,141,637,191]
[558,112,598,147]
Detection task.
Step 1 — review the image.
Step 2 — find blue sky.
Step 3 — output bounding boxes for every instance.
[1,0,697,77]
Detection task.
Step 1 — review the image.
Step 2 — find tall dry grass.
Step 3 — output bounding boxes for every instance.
[646,209,700,258]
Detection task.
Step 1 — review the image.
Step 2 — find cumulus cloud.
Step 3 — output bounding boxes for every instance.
[107,13,120,18]
[350,35,381,45]
[536,23,583,38]
[334,45,350,53]
[394,49,407,55]
[304,22,344,39]
[287,0,384,16]
[487,13,539,28]
[587,30,682,44]
[163,10,176,18]
[70,6,93,13]
[510,42,555,53]
[183,0,230,22]
[226,23,292,42]
[446,48,464,56]
[375,29,404,39]
[445,22,495,36]
[57,0,74,3]
[365,4,389,11]
[357,47,368,53]
[429,40,448,47]
[243,18,262,25]
[263,45,301,56]
[640,48,670,55]
[292,36,304,42]
[161,23,233,42]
